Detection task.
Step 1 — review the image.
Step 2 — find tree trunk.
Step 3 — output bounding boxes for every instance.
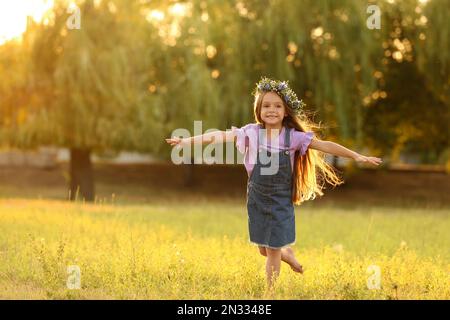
[183,156,196,187]
[69,148,95,202]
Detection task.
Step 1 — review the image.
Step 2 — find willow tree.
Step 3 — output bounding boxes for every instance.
[22,0,149,201]
[151,0,445,163]
[414,0,449,165]
[143,0,381,160]
[220,0,381,147]
[361,0,449,164]
[0,41,31,148]
[113,0,387,166]
[414,0,449,107]
[4,0,444,202]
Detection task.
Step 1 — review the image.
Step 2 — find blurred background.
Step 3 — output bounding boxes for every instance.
[0,0,448,207]
[0,0,449,300]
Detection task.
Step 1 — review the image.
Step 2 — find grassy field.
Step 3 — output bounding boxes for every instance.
[0,197,448,299]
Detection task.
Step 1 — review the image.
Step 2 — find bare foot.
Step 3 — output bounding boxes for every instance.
[282,247,304,274]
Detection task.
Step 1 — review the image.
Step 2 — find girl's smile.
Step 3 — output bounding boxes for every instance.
[260,91,287,129]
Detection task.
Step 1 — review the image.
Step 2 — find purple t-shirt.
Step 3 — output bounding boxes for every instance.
[231,123,314,177]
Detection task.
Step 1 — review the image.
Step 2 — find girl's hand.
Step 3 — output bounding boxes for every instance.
[165,136,189,148]
[354,154,383,166]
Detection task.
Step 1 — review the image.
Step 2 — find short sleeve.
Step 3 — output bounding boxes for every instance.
[293,131,314,156]
[231,123,256,154]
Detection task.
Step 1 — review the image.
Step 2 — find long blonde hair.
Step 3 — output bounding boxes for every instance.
[253,91,344,205]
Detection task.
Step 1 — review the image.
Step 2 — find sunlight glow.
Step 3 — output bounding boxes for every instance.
[0,0,53,45]
[146,10,165,23]
[168,3,190,18]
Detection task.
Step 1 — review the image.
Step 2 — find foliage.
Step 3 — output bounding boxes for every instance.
[0,199,448,299]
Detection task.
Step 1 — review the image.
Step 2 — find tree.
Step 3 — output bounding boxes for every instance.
[21,0,149,201]
[363,0,449,164]
[2,0,447,202]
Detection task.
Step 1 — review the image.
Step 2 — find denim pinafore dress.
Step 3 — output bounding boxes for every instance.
[246,124,295,249]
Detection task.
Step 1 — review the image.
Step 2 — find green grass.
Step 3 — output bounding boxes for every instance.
[0,198,448,299]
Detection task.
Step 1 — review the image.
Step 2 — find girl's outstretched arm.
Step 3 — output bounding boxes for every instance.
[165,130,236,147]
[309,139,383,166]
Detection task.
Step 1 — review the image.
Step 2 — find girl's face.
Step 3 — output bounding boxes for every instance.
[260,92,287,127]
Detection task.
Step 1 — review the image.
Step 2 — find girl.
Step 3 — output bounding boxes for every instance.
[166,76,382,289]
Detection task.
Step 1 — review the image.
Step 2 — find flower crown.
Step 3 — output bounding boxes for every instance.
[252,76,306,114]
